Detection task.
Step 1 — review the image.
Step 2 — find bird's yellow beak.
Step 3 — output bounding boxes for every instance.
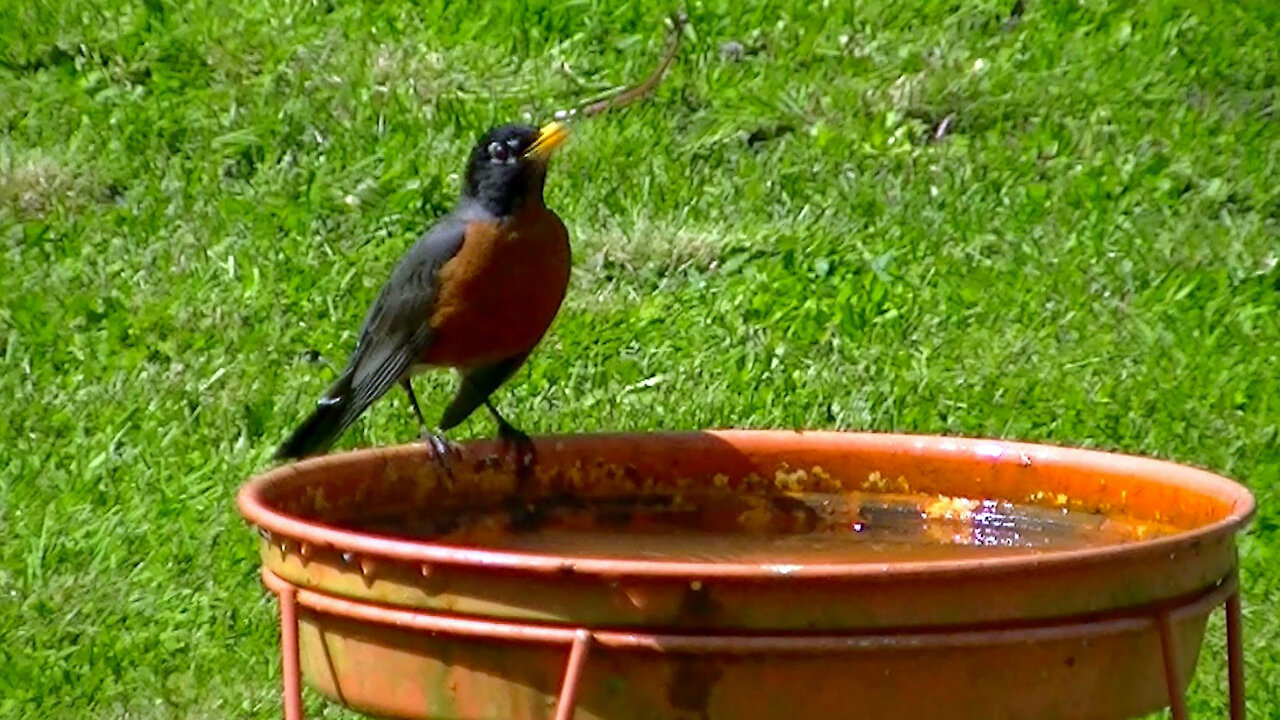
[525,121,569,161]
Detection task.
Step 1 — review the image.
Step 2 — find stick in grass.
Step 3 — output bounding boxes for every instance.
[554,11,688,121]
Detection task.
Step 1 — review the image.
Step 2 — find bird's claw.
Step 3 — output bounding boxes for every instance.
[496,422,537,485]
[422,430,459,475]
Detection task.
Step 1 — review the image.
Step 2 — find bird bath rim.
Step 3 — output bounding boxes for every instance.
[237,429,1256,581]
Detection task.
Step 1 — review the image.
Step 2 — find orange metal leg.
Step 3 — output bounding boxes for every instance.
[1226,590,1246,720]
[1158,610,1189,720]
[280,588,304,720]
[554,630,593,720]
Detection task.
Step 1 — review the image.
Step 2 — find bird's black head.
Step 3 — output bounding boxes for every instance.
[462,121,569,216]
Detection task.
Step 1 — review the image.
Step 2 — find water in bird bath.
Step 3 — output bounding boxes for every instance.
[342,489,1178,563]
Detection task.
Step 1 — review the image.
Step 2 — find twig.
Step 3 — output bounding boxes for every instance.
[554,11,688,121]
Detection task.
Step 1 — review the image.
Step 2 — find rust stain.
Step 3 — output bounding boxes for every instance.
[666,656,722,719]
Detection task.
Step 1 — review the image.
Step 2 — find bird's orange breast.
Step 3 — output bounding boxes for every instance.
[421,204,570,368]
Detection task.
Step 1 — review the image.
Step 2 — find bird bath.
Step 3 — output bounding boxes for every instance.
[238,431,1254,720]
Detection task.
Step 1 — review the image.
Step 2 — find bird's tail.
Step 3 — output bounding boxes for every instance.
[275,373,357,461]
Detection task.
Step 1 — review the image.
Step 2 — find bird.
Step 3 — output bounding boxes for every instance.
[275,121,571,469]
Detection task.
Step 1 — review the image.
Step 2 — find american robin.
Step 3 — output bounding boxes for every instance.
[275,121,571,466]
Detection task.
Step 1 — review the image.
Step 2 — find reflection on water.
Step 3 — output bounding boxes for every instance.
[345,490,1177,563]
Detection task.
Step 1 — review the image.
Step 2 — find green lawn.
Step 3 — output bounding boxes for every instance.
[2,0,1277,717]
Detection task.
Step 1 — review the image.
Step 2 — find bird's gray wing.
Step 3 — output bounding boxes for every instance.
[326,213,470,432]
[275,210,479,459]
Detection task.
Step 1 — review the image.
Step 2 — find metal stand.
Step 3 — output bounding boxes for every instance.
[262,569,1245,720]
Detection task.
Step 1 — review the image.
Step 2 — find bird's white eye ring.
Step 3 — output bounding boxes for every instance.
[487,141,508,162]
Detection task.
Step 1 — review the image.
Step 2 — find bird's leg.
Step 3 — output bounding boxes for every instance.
[486,399,536,476]
[402,379,456,473]
[401,379,429,431]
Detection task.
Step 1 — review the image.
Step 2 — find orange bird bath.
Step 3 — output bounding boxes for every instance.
[237,431,1254,720]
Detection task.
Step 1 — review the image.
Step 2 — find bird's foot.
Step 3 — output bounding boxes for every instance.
[496,421,537,484]
[422,430,459,475]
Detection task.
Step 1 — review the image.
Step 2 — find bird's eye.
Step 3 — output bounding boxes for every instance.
[487,141,509,163]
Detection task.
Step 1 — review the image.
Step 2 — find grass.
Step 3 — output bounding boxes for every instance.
[1,0,1277,717]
